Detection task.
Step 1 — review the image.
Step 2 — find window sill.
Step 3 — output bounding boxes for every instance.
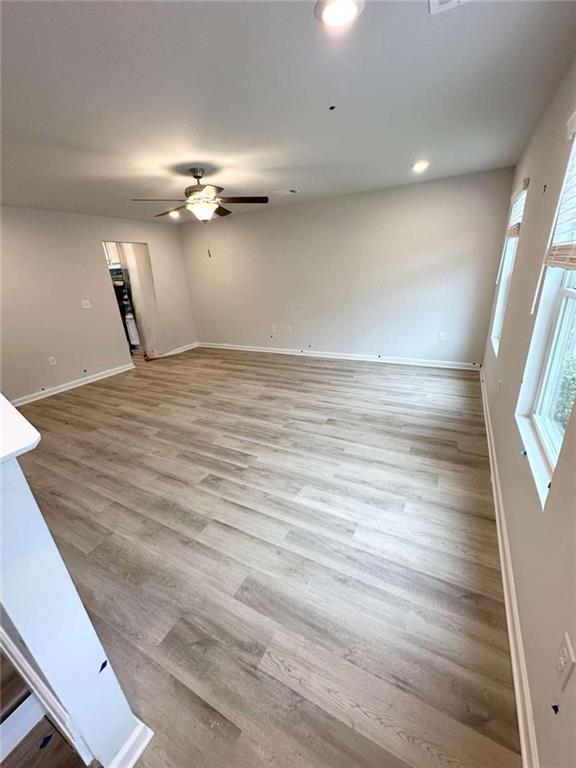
[515,415,552,508]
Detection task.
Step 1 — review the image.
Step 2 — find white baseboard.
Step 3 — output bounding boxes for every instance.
[107,718,153,768]
[9,345,475,407]
[0,695,45,762]
[479,370,539,768]
[197,342,479,371]
[11,363,135,407]
[0,625,152,767]
[156,341,200,358]
[0,624,94,764]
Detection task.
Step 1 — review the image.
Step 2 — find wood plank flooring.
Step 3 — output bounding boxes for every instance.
[18,349,521,768]
[0,652,30,722]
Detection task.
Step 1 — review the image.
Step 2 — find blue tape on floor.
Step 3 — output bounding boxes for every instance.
[39,734,53,749]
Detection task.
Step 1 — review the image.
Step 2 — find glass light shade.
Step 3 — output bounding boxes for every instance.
[322,0,358,27]
[186,201,218,221]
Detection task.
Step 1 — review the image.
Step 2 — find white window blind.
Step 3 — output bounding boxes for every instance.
[507,188,528,238]
[495,179,529,286]
[545,139,576,270]
[531,129,576,315]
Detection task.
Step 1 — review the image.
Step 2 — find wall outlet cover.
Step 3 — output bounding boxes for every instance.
[48,356,57,367]
[80,299,92,309]
[438,331,447,342]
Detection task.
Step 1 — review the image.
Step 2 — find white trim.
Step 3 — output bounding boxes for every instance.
[0,630,153,768]
[0,626,94,765]
[197,343,479,370]
[156,341,200,358]
[0,694,45,762]
[10,363,135,407]
[516,415,551,509]
[106,718,154,768]
[480,370,540,768]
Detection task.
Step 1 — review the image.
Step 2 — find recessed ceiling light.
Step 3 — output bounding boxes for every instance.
[316,0,364,28]
[412,160,430,175]
[169,210,180,219]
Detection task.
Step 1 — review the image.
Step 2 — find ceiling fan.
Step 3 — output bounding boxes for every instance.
[131,167,269,221]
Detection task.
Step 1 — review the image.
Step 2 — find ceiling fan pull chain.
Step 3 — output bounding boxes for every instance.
[203,222,212,259]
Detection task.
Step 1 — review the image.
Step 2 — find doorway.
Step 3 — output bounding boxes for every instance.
[102,241,159,359]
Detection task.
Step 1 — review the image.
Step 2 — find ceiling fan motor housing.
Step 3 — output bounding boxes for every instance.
[189,167,205,181]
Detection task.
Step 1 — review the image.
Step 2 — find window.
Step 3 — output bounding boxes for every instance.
[517,134,576,502]
[532,269,576,466]
[491,185,528,354]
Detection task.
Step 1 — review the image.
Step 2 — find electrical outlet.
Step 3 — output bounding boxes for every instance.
[286,325,293,334]
[556,633,575,690]
[48,356,57,367]
[271,324,278,333]
[438,331,447,342]
[80,299,92,309]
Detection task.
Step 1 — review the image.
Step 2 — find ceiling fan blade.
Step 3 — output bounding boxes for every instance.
[215,206,232,217]
[155,205,187,218]
[131,198,185,202]
[219,196,269,204]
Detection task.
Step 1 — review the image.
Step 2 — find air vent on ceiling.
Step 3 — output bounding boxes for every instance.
[273,189,299,196]
[428,0,471,15]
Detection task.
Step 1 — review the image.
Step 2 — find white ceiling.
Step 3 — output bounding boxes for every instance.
[2,0,576,221]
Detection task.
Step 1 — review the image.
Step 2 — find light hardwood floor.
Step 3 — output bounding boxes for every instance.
[19,349,521,768]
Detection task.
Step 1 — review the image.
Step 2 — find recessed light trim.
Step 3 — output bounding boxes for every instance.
[412,160,430,175]
[315,0,364,28]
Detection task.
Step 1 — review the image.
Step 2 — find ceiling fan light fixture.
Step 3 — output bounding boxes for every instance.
[132,167,270,220]
[186,200,219,221]
[316,0,363,28]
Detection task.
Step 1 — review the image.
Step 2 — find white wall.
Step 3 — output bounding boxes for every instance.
[1,207,197,401]
[180,168,513,366]
[482,58,576,767]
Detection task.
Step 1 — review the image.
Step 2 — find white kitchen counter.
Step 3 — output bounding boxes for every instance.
[0,393,40,462]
